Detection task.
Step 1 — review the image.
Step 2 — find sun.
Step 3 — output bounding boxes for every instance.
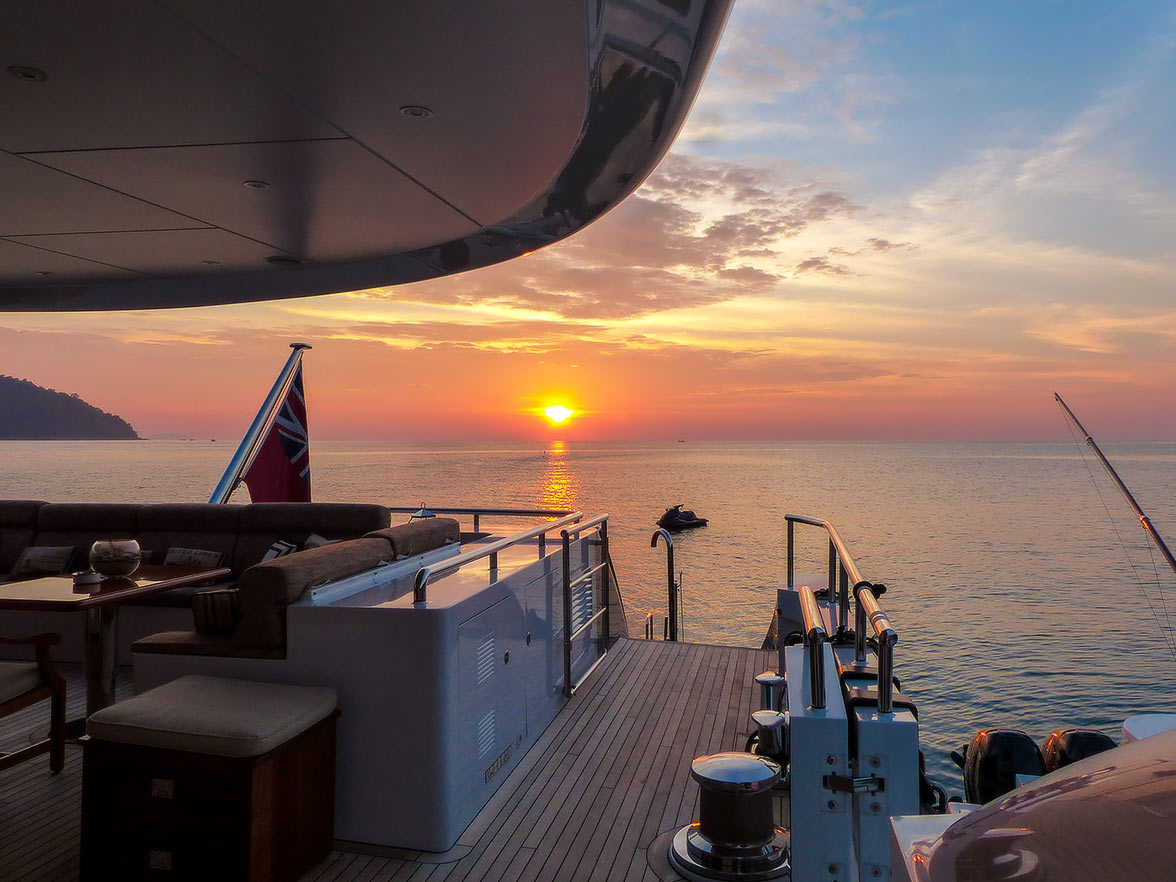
[544,405,574,424]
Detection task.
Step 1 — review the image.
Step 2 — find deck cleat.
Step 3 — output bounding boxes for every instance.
[669,752,790,881]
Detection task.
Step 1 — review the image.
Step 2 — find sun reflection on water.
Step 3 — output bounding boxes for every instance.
[540,440,578,510]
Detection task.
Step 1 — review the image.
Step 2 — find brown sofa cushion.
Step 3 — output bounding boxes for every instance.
[231,503,391,576]
[133,630,283,660]
[33,502,140,566]
[0,500,46,573]
[365,518,460,559]
[233,537,394,650]
[136,503,241,573]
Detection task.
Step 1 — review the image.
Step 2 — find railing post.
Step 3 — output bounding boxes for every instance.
[786,518,795,588]
[854,581,869,664]
[561,530,573,698]
[799,586,827,709]
[827,538,837,623]
[539,532,546,557]
[600,520,611,647]
[838,562,849,634]
[473,513,480,533]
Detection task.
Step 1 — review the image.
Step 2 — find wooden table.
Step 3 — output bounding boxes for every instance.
[0,565,231,721]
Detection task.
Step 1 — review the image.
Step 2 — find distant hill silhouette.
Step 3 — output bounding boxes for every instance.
[0,375,140,440]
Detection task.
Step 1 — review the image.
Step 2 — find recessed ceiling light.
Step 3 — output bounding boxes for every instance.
[265,256,304,265]
[400,105,433,119]
[8,65,48,83]
[243,180,269,190]
[34,270,54,277]
[201,260,221,266]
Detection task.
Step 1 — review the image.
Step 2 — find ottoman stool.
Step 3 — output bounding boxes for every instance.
[81,675,338,882]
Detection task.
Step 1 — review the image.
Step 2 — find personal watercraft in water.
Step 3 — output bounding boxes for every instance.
[657,504,708,530]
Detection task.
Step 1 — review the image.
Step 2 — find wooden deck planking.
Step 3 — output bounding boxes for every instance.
[0,639,774,882]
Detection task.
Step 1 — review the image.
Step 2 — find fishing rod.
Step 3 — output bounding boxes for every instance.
[1055,392,1176,580]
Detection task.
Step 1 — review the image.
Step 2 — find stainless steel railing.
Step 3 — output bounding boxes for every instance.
[412,511,584,605]
[854,584,897,713]
[798,585,827,709]
[562,515,612,697]
[787,513,898,714]
[388,505,577,534]
[786,513,865,637]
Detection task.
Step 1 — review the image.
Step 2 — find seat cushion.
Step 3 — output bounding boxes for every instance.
[0,661,42,703]
[86,674,336,757]
[364,517,460,559]
[132,630,283,660]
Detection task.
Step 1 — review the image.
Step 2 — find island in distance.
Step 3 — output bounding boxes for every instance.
[0,375,140,440]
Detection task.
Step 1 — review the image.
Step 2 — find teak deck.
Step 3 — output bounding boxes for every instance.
[0,638,777,882]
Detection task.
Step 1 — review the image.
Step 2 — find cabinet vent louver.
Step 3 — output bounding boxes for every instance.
[477,633,495,684]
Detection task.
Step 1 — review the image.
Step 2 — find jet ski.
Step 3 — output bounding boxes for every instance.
[657,504,708,531]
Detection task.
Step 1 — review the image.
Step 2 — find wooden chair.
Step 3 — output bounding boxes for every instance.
[0,633,66,773]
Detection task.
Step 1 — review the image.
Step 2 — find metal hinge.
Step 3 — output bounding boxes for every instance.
[823,773,885,794]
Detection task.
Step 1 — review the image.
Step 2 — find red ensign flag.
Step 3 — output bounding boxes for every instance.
[242,365,311,503]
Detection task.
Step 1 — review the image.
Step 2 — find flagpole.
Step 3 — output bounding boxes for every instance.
[209,343,312,503]
[1055,391,1176,580]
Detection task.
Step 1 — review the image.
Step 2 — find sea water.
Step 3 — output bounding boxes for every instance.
[3,438,1175,786]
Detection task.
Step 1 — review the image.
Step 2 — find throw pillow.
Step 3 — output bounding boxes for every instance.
[192,589,241,635]
[11,545,75,579]
[163,547,224,569]
[303,532,340,549]
[261,539,298,562]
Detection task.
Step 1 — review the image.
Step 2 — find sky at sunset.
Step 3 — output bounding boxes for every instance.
[3,0,1176,441]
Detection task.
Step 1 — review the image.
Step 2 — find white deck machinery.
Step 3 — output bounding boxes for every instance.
[670,515,922,882]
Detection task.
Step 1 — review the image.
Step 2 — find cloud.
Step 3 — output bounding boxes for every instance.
[866,238,915,252]
[795,256,852,275]
[355,154,863,321]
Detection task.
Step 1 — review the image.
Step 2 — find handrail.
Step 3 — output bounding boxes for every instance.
[790,513,900,713]
[785,513,866,586]
[854,584,897,713]
[565,514,609,537]
[650,528,678,641]
[798,585,827,709]
[412,511,584,605]
[388,505,577,534]
[786,513,867,635]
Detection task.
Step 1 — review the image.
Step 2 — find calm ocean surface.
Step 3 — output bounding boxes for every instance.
[3,439,1175,786]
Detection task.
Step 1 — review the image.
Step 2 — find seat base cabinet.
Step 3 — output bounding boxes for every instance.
[81,713,338,882]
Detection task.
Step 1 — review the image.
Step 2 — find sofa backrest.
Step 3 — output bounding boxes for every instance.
[0,500,47,573]
[136,503,243,569]
[33,503,140,570]
[232,503,391,575]
[234,536,394,649]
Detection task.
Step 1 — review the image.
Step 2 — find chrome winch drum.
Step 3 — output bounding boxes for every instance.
[668,753,790,882]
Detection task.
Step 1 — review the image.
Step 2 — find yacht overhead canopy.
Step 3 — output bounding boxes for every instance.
[0,0,731,312]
